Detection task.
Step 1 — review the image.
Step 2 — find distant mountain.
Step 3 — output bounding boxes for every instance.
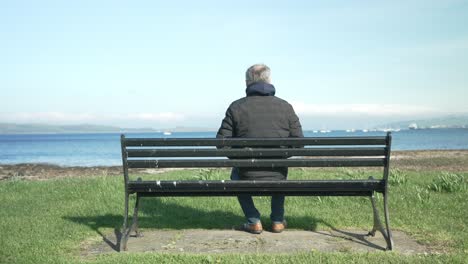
[377,115,468,129]
[0,123,216,134]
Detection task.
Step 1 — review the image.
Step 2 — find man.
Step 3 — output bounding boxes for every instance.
[216,64,303,234]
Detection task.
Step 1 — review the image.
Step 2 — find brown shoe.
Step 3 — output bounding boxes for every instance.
[239,222,263,234]
[271,220,287,233]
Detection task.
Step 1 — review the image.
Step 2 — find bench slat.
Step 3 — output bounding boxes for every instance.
[128,180,385,196]
[126,147,386,158]
[124,137,387,147]
[127,158,385,168]
[136,192,375,196]
[129,179,384,188]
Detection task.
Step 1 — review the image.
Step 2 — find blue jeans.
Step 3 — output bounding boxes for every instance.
[231,168,285,224]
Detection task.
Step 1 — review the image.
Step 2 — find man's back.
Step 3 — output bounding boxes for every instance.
[219,95,301,138]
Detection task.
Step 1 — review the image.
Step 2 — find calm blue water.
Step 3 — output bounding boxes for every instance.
[0,129,467,166]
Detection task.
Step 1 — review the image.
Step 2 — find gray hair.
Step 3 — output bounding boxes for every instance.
[245,64,271,85]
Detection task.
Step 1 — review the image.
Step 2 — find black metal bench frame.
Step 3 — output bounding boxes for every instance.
[120,132,394,251]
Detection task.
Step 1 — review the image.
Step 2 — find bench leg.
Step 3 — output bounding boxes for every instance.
[129,194,142,237]
[368,191,394,250]
[383,192,394,250]
[120,192,130,251]
[120,194,143,251]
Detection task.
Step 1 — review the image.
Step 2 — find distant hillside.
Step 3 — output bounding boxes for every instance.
[0,123,215,134]
[378,115,468,129]
[159,126,217,132]
[0,123,155,134]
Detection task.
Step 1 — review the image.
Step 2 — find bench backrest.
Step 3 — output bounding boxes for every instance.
[121,132,392,183]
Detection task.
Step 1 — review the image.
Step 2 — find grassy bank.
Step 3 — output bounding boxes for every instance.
[0,168,467,263]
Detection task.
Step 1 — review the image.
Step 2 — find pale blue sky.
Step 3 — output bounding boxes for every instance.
[1,0,467,129]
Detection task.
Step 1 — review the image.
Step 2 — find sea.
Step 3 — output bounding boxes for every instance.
[0,129,467,166]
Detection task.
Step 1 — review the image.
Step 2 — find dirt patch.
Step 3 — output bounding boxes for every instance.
[391,150,468,172]
[1,150,467,181]
[82,229,429,255]
[0,163,120,181]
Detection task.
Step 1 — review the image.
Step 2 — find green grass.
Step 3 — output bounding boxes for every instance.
[0,168,467,263]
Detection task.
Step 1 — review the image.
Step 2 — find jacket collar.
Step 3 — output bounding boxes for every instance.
[245,82,276,96]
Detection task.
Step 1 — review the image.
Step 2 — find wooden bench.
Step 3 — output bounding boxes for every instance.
[119,133,394,251]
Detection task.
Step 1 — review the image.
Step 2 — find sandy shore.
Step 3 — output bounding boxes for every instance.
[1,150,467,181]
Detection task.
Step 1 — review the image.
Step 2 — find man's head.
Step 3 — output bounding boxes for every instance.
[245,64,271,86]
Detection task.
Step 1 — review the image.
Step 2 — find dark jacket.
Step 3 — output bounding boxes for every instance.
[216,82,303,180]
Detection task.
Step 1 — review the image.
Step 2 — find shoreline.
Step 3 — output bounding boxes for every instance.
[1,150,467,181]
